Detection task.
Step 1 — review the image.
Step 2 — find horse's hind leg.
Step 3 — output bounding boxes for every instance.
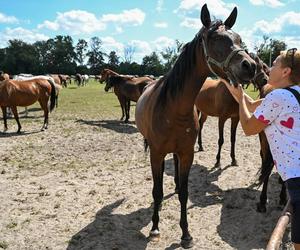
[117,96,125,121]
[11,106,21,133]
[173,153,179,193]
[38,100,49,131]
[230,117,239,166]
[149,151,165,242]
[1,106,8,132]
[215,117,226,168]
[279,176,287,206]
[257,177,268,213]
[124,100,130,123]
[197,112,207,151]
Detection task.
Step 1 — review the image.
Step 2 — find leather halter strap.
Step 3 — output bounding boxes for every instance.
[202,37,244,77]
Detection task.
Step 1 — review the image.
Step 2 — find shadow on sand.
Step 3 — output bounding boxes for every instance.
[75,119,138,134]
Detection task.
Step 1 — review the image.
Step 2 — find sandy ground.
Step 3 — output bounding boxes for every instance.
[0,110,293,250]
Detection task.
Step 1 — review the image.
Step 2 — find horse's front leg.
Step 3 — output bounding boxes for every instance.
[178,151,194,248]
[11,106,21,133]
[117,96,125,121]
[1,106,8,132]
[230,117,239,166]
[124,100,130,123]
[149,151,165,242]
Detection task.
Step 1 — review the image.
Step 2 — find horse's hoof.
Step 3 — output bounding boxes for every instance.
[148,230,160,242]
[198,146,204,152]
[231,160,238,166]
[181,237,194,249]
[256,202,267,213]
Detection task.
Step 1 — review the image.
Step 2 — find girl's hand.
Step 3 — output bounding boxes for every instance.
[220,79,245,104]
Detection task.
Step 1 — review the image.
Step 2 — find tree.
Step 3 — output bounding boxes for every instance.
[255,36,287,66]
[107,51,120,70]
[75,39,88,66]
[161,39,184,72]
[87,37,106,74]
[123,44,136,63]
[141,52,164,76]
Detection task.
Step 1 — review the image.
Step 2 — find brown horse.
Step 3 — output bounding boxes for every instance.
[135,4,256,248]
[0,78,57,133]
[104,75,153,122]
[256,84,287,213]
[99,68,120,83]
[195,53,269,167]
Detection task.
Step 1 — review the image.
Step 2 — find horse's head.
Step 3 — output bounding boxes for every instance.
[200,4,256,87]
[249,53,269,90]
[104,76,114,92]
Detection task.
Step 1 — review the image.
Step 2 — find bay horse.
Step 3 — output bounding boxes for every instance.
[135,4,256,248]
[0,77,57,133]
[99,68,121,83]
[195,53,269,167]
[104,75,154,122]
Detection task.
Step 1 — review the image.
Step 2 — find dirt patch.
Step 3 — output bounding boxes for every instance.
[0,114,292,250]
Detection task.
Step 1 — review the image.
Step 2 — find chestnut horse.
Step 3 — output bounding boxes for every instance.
[104,75,154,122]
[0,77,57,133]
[195,53,269,167]
[135,4,256,248]
[99,68,120,83]
[256,84,287,213]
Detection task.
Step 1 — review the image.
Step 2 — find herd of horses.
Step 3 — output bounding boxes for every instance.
[0,4,285,248]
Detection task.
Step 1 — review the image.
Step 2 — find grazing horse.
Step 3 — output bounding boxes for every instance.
[135,4,256,248]
[195,53,269,167]
[75,73,83,86]
[58,74,71,87]
[0,78,57,133]
[104,75,153,122]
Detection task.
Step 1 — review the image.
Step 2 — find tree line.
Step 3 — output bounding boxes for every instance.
[0,35,286,77]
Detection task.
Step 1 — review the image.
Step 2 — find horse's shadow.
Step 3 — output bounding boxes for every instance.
[0,130,42,137]
[75,119,138,134]
[67,195,170,250]
[164,158,285,249]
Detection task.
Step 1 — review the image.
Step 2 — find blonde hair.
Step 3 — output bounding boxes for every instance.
[280,49,300,84]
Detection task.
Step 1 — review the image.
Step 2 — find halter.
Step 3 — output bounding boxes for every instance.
[201,35,244,78]
[252,71,267,85]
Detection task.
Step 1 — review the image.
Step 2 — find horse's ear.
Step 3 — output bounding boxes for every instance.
[200,4,211,28]
[224,7,237,29]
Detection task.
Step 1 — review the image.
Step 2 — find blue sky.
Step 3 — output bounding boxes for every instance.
[0,0,299,63]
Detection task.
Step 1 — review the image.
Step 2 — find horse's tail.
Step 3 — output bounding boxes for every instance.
[47,79,56,111]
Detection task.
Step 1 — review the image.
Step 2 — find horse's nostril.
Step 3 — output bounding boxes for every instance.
[241,60,250,70]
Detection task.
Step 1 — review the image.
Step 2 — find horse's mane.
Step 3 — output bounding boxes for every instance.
[156,20,223,105]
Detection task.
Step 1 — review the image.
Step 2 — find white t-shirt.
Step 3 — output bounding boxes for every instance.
[253,85,300,181]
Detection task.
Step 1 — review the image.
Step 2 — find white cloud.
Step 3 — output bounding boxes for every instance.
[0,13,18,24]
[154,22,168,28]
[0,27,48,47]
[101,8,145,26]
[253,11,300,35]
[101,36,124,56]
[176,0,236,18]
[152,36,176,51]
[249,0,284,8]
[156,0,164,12]
[38,10,106,35]
[180,17,201,29]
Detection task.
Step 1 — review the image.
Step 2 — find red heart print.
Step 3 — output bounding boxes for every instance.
[272,103,279,108]
[280,117,294,129]
[258,115,270,125]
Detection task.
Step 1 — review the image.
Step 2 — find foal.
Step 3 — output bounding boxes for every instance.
[195,53,269,167]
[135,4,256,248]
